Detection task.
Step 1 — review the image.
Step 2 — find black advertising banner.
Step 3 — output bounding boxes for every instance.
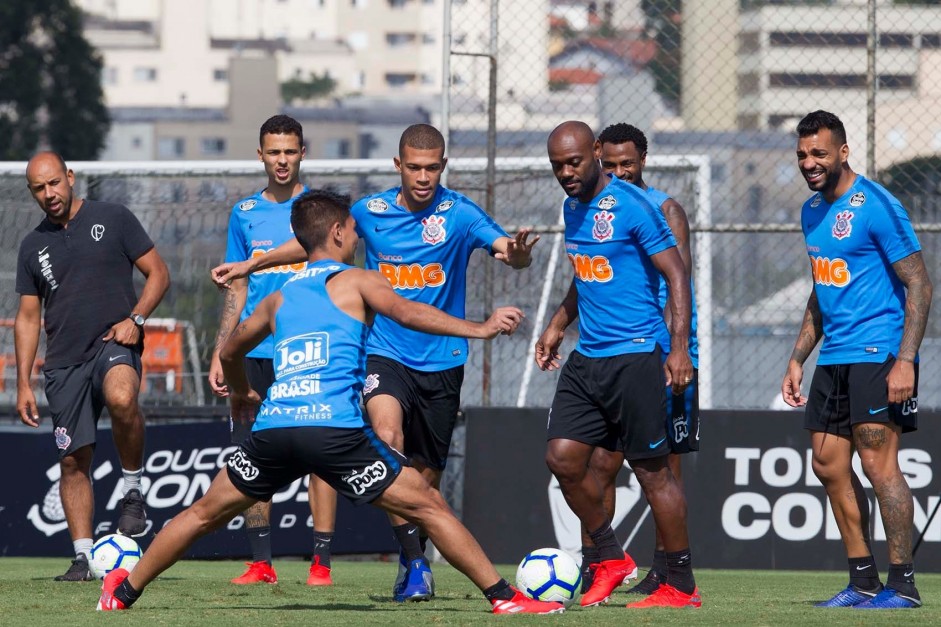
[463,408,941,571]
[0,421,395,557]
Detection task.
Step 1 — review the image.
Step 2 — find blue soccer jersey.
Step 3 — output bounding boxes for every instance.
[254,261,369,431]
[225,189,308,359]
[647,186,700,368]
[351,186,507,371]
[564,177,677,357]
[801,175,921,365]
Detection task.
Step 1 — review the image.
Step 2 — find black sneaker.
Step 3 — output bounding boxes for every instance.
[117,488,147,537]
[54,555,93,581]
[626,568,663,595]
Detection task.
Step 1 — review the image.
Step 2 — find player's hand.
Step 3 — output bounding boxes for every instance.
[664,351,693,395]
[534,325,565,371]
[480,307,524,339]
[211,260,252,288]
[208,353,229,397]
[781,360,806,407]
[102,318,141,346]
[886,359,915,405]
[495,228,540,269]
[230,388,262,425]
[17,385,40,427]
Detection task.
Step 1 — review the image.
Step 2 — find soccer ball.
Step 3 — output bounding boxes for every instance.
[515,548,581,607]
[90,534,143,579]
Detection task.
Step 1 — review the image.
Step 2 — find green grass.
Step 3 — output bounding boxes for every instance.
[2,557,939,626]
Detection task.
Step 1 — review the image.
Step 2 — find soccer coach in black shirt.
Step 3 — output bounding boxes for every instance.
[15,152,170,581]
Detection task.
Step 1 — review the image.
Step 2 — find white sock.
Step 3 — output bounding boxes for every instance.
[122,467,144,495]
[74,538,93,560]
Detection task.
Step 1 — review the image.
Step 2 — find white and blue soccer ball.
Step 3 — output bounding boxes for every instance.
[515,548,581,607]
[90,534,143,579]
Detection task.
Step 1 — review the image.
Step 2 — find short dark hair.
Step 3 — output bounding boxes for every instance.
[796,110,847,145]
[399,123,445,155]
[291,189,352,253]
[259,114,304,147]
[597,123,648,155]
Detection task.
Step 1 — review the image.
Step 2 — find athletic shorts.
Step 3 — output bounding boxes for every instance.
[230,357,275,444]
[805,357,918,436]
[664,366,700,454]
[548,348,669,461]
[43,340,143,458]
[226,425,405,505]
[361,354,464,471]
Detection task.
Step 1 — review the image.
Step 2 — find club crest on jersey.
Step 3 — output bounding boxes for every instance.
[367,198,389,213]
[568,199,578,210]
[598,195,617,210]
[849,192,866,207]
[832,210,854,240]
[363,373,380,395]
[239,200,257,211]
[435,200,454,213]
[592,210,615,242]
[421,215,446,245]
[810,194,822,208]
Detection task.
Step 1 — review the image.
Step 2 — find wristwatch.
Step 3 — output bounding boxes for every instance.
[129,313,146,327]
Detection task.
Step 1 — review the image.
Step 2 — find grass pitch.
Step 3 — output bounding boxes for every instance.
[3,557,939,626]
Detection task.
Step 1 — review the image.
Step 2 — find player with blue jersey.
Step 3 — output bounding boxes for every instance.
[782,111,932,609]
[536,121,700,609]
[208,115,338,587]
[570,122,699,597]
[210,124,538,601]
[98,189,563,616]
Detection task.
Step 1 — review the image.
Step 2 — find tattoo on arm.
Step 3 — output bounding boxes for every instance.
[214,288,242,351]
[790,290,822,365]
[892,252,933,362]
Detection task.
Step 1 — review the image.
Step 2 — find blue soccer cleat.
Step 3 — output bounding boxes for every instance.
[393,557,434,602]
[815,585,880,607]
[855,587,921,609]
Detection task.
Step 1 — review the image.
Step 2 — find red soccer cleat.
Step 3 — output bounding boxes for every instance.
[306,556,333,586]
[96,568,130,611]
[491,587,565,614]
[231,560,278,584]
[580,554,638,607]
[626,583,702,608]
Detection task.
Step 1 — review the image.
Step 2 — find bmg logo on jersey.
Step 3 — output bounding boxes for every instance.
[344,461,388,495]
[275,332,329,377]
[810,255,850,287]
[378,262,446,289]
[568,253,613,282]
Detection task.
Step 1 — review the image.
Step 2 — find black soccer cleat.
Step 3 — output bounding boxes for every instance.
[626,568,664,595]
[54,555,94,581]
[116,488,147,537]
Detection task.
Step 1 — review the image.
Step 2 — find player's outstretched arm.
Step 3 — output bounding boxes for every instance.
[493,227,540,269]
[660,199,693,332]
[888,251,933,403]
[14,294,42,427]
[103,247,171,346]
[211,237,307,287]
[535,279,578,371]
[355,269,523,339]
[782,288,822,407]
[650,247,692,394]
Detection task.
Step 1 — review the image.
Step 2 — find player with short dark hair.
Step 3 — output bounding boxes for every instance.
[207,114,338,586]
[210,123,539,601]
[782,110,932,609]
[15,152,170,581]
[536,121,701,609]
[583,122,700,597]
[97,188,563,616]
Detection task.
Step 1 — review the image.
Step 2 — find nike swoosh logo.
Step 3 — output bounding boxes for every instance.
[374,225,393,232]
[258,532,270,537]
[856,565,871,571]
[649,437,667,449]
[407,528,418,535]
[904,570,914,577]
[39,246,49,254]
[109,356,124,362]
[868,406,888,415]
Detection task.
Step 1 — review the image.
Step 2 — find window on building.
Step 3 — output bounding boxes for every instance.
[739,32,760,54]
[352,0,368,7]
[201,138,227,156]
[131,137,142,149]
[102,67,118,86]
[385,72,417,88]
[922,33,941,49]
[769,73,913,90]
[157,137,185,159]
[738,72,760,96]
[769,32,867,47]
[387,33,417,47]
[324,138,352,158]
[421,73,435,85]
[388,0,407,7]
[213,68,228,82]
[880,33,913,48]
[133,67,158,82]
[422,32,435,44]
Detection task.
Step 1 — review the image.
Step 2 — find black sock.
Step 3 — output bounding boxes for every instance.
[665,548,695,595]
[848,555,881,592]
[651,549,667,577]
[887,563,919,598]
[312,530,333,568]
[581,545,600,569]
[588,522,623,561]
[246,526,272,564]
[393,523,424,561]
[114,578,141,608]
[483,578,514,602]
[419,533,429,555]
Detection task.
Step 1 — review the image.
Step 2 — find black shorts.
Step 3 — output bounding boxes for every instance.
[665,367,700,454]
[230,357,275,444]
[548,348,669,461]
[43,340,143,458]
[226,425,405,505]
[362,354,463,471]
[805,358,918,436]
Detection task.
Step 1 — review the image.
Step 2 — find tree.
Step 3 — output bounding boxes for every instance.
[0,0,109,160]
[281,72,337,104]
